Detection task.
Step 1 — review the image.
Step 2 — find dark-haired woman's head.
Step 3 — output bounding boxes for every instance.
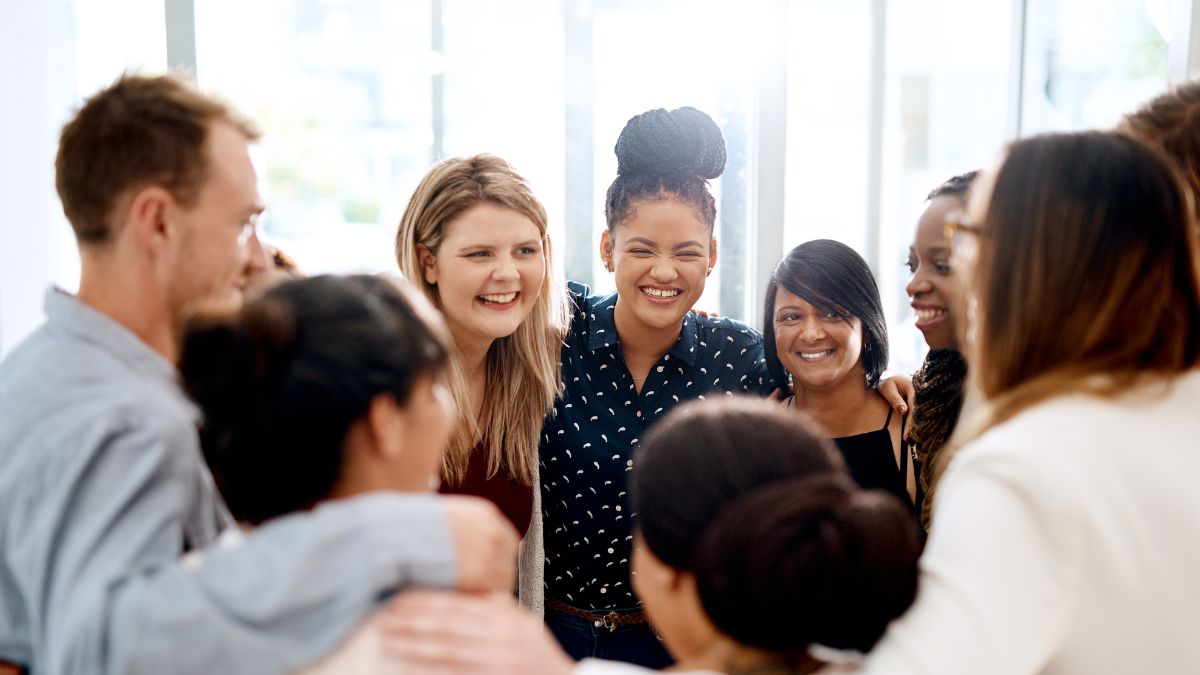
[906,171,979,351]
[631,397,920,663]
[179,274,454,525]
[971,131,1200,428]
[764,240,888,395]
[599,107,725,333]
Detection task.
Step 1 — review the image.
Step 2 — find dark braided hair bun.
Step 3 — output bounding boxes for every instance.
[605,107,727,231]
[614,107,726,180]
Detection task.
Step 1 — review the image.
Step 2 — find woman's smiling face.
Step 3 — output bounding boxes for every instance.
[906,195,967,350]
[772,286,865,392]
[602,198,716,333]
[420,203,546,348]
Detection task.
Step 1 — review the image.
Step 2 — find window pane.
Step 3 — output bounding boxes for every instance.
[1021,0,1169,134]
[195,0,433,274]
[784,0,872,255]
[880,0,1014,374]
[441,0,565,275]
[580,0,770,320]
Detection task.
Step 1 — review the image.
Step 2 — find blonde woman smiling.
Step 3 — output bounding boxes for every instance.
[396,155,568,613]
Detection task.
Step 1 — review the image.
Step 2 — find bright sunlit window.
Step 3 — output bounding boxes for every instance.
[188,0,1172,373]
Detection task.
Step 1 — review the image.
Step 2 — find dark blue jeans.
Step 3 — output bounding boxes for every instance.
[546,608,673,668]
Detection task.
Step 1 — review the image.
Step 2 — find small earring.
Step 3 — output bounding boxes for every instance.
[605,259,613,272]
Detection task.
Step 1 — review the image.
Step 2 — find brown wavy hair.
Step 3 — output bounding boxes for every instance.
[973,132,1200,431]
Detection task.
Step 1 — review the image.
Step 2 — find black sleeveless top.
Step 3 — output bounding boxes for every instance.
[832,407,911,507]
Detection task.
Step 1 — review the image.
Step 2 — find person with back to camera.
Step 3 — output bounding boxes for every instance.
[763,240,916,511]
[0,72,516,675]
[395,154,569,615]
[904,171,978,530]
[180,274,455,675]
[382,397,923,675]
[858,131,1200,673]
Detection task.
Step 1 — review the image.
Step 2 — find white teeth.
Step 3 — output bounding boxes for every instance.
[480,292,517,304]
[915,308,946,320]
[641,287,681,298]
[799,350,833,361]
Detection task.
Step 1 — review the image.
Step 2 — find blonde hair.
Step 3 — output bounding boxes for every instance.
[971,132,1200,433]
[396,155,568,485]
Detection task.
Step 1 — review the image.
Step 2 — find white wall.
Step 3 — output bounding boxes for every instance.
[0,0,78,356]
[0,0,167,357]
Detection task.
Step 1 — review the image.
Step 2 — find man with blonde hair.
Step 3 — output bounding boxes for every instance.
[0,73,516,675]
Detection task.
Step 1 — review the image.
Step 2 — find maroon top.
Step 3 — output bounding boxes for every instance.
[439,443,534,536]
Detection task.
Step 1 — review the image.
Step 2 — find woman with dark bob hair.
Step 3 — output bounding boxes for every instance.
[384,397,923,674]
[179,274,458,673]
[860,132,1200,673]
[764,239,914,509]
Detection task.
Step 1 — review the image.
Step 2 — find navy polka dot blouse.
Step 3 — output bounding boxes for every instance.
[540,282,773,610]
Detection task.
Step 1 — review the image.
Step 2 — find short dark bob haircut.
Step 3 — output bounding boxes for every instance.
[763,239,889,392]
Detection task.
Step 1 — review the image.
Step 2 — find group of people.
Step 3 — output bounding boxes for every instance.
[1,69,1199,675]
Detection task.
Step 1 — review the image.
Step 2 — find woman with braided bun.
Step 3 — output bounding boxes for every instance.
[538,106,769,667]
[538,106,911,667]
[904,171,977,530]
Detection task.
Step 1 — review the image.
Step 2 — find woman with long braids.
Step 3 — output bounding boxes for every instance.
[904,171,977,529]
[538,107,766,667]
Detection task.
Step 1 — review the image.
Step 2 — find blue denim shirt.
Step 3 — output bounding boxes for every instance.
[0,290,456,674]
[540,282,773,610]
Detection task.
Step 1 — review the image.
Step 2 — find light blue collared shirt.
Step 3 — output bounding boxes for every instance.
[0,290,457,674]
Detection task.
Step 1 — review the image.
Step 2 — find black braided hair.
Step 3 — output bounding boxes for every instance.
[604,106,726,231]
[926,170,980,201]
[909,348,967,530]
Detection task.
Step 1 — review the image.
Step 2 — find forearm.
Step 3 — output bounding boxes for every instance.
[51,494,454,675]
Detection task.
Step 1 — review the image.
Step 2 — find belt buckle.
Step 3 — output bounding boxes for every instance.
[602,611,620,633]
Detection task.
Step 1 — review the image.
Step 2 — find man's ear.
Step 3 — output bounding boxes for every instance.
[367,393,406,460]
[416,244,438,285]
[125,185,174,254]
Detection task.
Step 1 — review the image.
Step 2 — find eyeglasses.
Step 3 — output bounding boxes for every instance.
[238,213,262,247]
[943,211,982,261]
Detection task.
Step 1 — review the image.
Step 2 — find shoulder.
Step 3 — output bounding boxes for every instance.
[565,280,603,309]
[939,379,1200,522]
[564,281,618,339]
[0,339,197,478]
[691,313,763,349]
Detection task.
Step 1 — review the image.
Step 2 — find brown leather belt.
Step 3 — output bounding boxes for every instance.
[545,596,648,632]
